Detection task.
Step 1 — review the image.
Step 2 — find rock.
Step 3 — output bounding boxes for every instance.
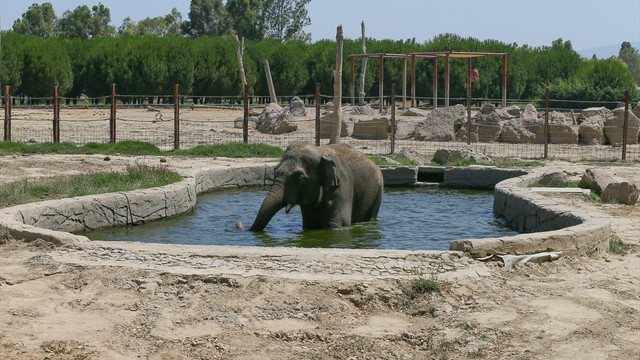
[538,171,569,186]
[522,104,538,120]
[256,105,298,134]
[395,120,419,140]
[475,111,503,142]
[432,148,491,165]
[350,104,376,115]
[522,117,546,144]
[496,105,521,120]
[400,108,425,117]
[397,148,429,165]
[318,111,354,138]
[499,119,536,143]
[233,116,259,130]
[579,121,604,145]
[287,96,306,117]
[578,169,614,195]
[479,103,496,114]
[352,117,390,140]
[548,123,578,144]
[103,156,110,161]
[602,181,639,205]
[374,155,399,165]
[604,107,640,145]
[411,104,465,141]
[579,107,609,125]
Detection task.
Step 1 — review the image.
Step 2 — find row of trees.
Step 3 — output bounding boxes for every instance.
[11,1,311,42]
[1,32,638,107]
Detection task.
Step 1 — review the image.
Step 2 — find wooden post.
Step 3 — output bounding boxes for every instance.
[466,59,471,145]
[358,21,367,105]
[263,60,277,104]
[402,58,407,110]
[4,86,11,141]
[544,88,549,159]
[235,36,247,86]
[433,57,438,108]
[350,57,355,105]
[378,55,384,113]
[110,83,116,143]
[391,83,396,154]
[410,55,416,108]
[622,90,630,160]
[174,84,180,150]
[445,54,450,107]
[53,86,60,143]
[330,25,344,145]
[315,83,320,146]
[243,83,249,144]
[502,54,508,108]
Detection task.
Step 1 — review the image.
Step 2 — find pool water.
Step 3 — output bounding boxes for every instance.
[83,187,517,251]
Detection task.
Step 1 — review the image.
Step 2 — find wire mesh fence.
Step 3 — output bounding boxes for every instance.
[2,89,639,162]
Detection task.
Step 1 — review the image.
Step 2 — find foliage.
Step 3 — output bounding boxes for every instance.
[12,2,56,38]
[173,143,283,157]
[261,0,312,42]
[182,0,230,38]
[608,236,636,255]
[618,41,640,85]
[0,165,182,208]
[56,4,115,39]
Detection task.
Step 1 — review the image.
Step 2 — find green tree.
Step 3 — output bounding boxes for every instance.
[118,8,183,37]
[12,2,57,38]
[226,0,264,41]
[618,41,640,85]
[261,0,311,42]
[88,2,115,37]
[0,33,25,96]
[182,0,230,38]
[57,3,114,39]
[20,37,73,100]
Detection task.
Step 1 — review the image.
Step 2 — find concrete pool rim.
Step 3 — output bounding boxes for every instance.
[0,163,611,258]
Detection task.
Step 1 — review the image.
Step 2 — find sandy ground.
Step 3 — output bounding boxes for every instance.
[0,154,639,358]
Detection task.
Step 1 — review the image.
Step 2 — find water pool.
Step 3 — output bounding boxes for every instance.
[83,187,517,251]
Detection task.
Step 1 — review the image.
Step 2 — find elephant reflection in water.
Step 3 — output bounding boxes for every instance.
[241,141,383,231]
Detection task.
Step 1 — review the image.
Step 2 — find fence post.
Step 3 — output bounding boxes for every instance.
[466,58,472,145]
[390,83,396,154]
[174,84,180,150]
[4,86,10,142]
[53,86,60,143]
[110,83,116,143]
[315,83,320,146]
[544,88,549,159]
[243,83,249,144]
[622,89,630,161]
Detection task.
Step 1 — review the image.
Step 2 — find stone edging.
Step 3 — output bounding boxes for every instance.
[0,163,611,258]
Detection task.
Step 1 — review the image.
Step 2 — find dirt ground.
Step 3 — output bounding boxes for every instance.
[0,154,639,359]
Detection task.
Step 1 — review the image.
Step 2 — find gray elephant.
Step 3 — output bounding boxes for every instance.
[248,141,383,231]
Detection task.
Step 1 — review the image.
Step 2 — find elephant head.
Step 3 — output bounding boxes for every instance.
[249,142,343,231]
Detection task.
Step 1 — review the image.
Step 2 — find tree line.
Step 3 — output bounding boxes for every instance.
[1,31,638,108]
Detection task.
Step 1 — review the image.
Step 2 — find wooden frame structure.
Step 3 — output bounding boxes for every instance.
[348,51,509,110]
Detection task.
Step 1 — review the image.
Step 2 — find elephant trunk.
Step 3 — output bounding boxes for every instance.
[249,180,285,231]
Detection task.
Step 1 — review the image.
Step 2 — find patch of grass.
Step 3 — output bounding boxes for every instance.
[608,236,635,255]
[0,164,182,207]
[528,180,581,188]
[431,158,484,167]
[460,321,478,331]
[0,140,282,158]
[370,155,419,166]
[174,143,283,158]
[410,275,441,295]
[0,225,10,244]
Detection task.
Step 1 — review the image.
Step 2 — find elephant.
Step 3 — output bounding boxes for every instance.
[248,141,383,231]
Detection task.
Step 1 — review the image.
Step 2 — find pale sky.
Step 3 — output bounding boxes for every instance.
[1,0,639,52]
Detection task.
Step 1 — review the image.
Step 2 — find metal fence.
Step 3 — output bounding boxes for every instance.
[2,85,639,162]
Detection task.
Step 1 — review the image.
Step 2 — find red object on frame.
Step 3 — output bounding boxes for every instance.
[471,68,479,82]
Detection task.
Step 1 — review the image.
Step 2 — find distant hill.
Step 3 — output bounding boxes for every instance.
[578,41,640,59]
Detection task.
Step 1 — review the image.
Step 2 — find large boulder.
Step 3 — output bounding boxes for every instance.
[604,107,640,145]
[396,148,429,165]
[549,123,578,144]
[233,116,258,130]
[538,171,569,186]
[578,169,614,195]
[287,96,306,117]
[602,181,639,205]
[352,117,390,139]
[475,110,503,142]
[395,120,419,140]
[432,148,491,165]
[257,103,298,134]
[579,107,609,125]
[350,104,376,115]
[522,104,538,120]
[400,108,426,117]
[318,111,354,138]
[579,121,605,145]
[499,119,536,143]
[496,105,521,120]
[411,104,464,141]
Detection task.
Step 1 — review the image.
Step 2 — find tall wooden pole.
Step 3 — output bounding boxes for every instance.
[622,90,630,160]
[358,21,367,105]
[433,57,438,108]
[243,83,249,144]
[315,83,320,146]
[378,55,384,113]
[4,86,11,142]
[53,86,60,143]
[445,54,450,107]
[110,83,116,143]
[502,54,508,107]
[263,60,277,104]
[235,36,247,86]
[350,57,355,105]
[544,88,549,159]
[410,55,416,108]
[466,59,471,145]
[174,84,180,150]
[391,83,396,154]
[330,25,343,145]
[402,58,407,110]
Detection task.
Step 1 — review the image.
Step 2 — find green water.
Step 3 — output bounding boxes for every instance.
[83,187,517,250]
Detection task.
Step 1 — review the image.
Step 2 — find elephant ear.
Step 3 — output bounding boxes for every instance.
[320,156,340,195]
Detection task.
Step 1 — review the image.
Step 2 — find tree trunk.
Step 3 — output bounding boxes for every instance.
[358,21,367,105]
[235,36,247,86]
[263,60,277,104]
[330,25,343,145]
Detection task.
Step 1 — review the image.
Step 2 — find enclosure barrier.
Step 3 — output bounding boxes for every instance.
[1,84,638,161]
